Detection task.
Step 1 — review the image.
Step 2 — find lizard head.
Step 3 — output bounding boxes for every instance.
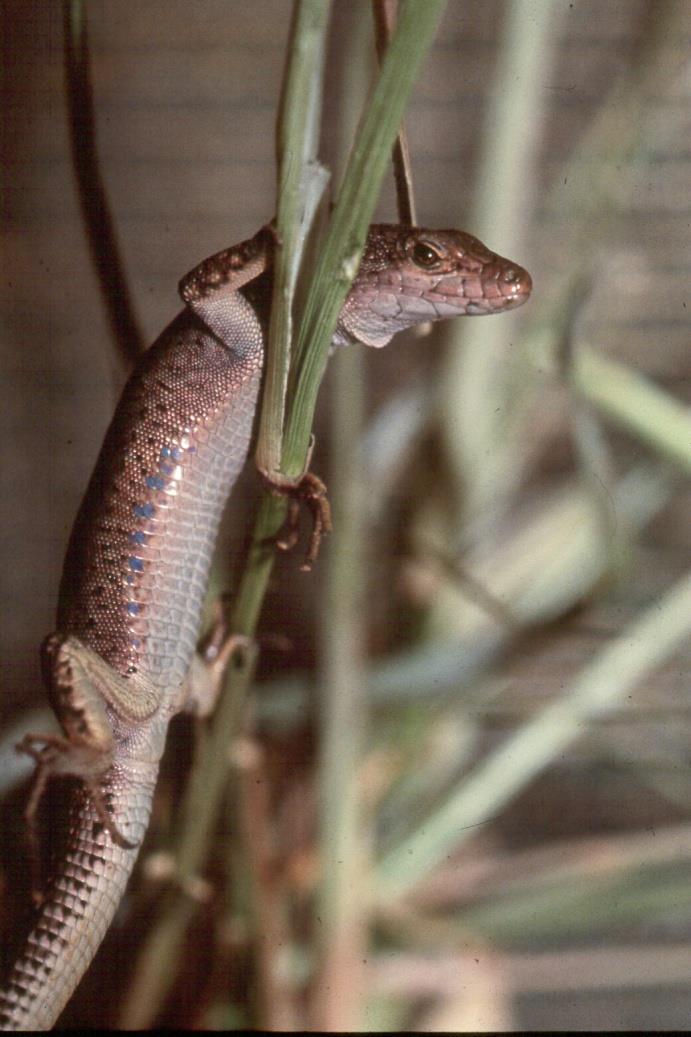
[336,224,532,348]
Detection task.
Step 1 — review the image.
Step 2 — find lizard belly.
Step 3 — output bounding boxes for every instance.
[129,370,259,686]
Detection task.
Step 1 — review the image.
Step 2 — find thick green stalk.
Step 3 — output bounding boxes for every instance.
[311,6,372,1026]
[281,0,446,479]
[256,0,331,477]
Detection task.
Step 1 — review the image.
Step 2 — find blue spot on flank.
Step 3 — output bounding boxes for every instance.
[160,446,171,459]
[129,557,144,572]
[126,602,140,616]
[130,531,147,545]
[159,462,174,476]
[171,447,183,461]
[133,503,155,519]
[125,574,134,585]
[146,475,165,490]
[130,638,141,647]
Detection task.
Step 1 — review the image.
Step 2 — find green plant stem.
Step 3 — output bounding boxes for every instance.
[506,0,688,475]
[568,346,691,475]
[281,0,446,479]
[256,0,331,477]
[438,0,561,523]
[310,5,373,1025]
[426,862,691,950]
[312,347,369,1028]
[376,565,691,901]
[560,304,624,581]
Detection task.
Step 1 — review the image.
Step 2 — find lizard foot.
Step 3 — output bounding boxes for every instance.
[263,469,333,571]
[181,599,254,717]
[199,595,254,674]
[17,732,135,903]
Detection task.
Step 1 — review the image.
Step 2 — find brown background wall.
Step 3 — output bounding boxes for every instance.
[1,1,690,1029]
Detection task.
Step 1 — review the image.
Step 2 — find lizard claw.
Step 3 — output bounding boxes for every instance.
[197,595,254,672]
[264,469,333,570]
[181,603,256,718]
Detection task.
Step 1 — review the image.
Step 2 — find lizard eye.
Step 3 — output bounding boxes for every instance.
[411,241,443,269]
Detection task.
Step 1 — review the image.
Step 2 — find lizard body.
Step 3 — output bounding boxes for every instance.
[0,224,530,1029]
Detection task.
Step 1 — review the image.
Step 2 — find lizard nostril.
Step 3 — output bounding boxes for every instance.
[501,264,532,298]
[480,261,532,309]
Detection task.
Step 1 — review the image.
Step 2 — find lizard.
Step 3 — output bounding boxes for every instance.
[0,222,531,1030]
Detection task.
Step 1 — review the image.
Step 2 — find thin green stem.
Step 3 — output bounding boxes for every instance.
[438,0,562,523]
[570,347,691,475]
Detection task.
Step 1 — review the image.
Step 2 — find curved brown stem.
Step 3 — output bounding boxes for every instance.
[372,0,418,226]
[63,0,143,367]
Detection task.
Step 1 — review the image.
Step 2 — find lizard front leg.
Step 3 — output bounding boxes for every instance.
[178,222,275,341]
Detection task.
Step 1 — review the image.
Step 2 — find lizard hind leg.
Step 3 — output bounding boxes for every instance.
[16,633,143,899]
[16,730,134,903]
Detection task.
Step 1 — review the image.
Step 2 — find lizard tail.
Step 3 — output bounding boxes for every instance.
[0,770,155,1030]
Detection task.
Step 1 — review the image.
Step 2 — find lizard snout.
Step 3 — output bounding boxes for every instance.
[480,260,532,311]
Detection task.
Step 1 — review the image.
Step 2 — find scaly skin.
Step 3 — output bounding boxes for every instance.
[0,224,530,1030]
